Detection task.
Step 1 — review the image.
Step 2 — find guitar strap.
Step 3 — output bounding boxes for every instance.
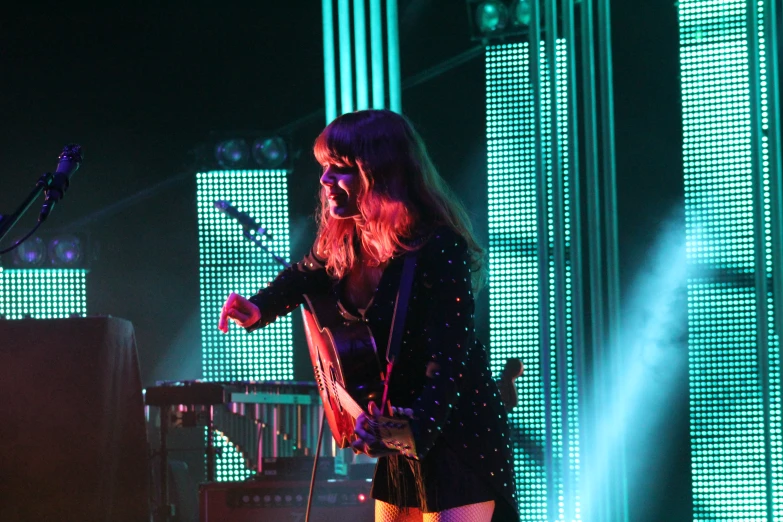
[387,251,419,363]
[380,250,419,413]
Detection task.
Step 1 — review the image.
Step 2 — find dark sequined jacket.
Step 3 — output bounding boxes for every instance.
[246,226,518,520]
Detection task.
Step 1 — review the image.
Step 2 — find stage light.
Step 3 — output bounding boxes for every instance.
[466,0,541,42]
[513,0,531,26]
[4,233,92,270]
[475,1,508,34]
[252,137,288,169]
[12,237,46,267]
[195,135,292,171]
[214,139,250,169]
[48,235,82,267]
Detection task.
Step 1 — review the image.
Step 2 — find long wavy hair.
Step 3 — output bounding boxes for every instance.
[313,109,486,292]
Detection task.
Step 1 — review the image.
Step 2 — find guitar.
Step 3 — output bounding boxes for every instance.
[300,293,385,448]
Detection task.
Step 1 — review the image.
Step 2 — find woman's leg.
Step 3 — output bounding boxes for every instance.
[375,500,423,522]
[421,501,495,522]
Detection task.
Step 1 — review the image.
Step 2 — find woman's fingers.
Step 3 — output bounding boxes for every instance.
[352,404,404,457]
[218,293,236,333]
[350,439,366,454]
[390,406,414,418]
[368,401,382,417]
[351,435,396,458]
[218,292,261,333]
[355,416,376,444]
[218,292,240,332]
[224,299,251,322]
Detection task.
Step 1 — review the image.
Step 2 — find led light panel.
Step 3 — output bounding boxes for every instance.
[0,267,87,319]
[213,429,255,482]
[680,0,780,519]
[486,41,579,520]
[196,169,293,481]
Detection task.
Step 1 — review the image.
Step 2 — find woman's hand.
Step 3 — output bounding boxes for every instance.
[218,292,262,333]
[352,402,414,458]
[353,402,397,457]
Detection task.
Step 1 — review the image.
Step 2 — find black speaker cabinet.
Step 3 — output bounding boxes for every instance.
[199,479,374,522]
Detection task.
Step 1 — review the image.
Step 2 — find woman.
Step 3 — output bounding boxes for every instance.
[218,109,518,522]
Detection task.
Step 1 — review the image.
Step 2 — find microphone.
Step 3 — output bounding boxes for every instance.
[40,144,83,221]
[213,200,270,236]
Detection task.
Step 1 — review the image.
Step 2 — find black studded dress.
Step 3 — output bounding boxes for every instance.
[246,226,519,521]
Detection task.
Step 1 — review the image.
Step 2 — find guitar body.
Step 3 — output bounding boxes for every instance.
[301,293,384,448]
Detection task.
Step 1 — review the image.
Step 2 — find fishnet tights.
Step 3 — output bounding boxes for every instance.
[375,500,495,522]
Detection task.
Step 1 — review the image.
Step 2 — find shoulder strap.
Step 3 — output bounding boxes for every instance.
[385,251,418,364]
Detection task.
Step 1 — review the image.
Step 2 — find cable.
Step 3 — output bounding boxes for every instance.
[305,410,326,522]
[0,221,43,255]
[400,45,483,90]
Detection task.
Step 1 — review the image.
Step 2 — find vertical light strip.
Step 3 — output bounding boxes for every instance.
[487,43,545,521]
[386,0,401,113]
[528,2,553,519]
[765,1,783,400]
[580,0,608,517]
[353,0,369,110]
[486,40,577,521]
[596,0,626,518]
[338,0,354,114]
[762,0,783,511]
[756,0,783,516]
[680,0,780,518]
[0,267,87,319]
[562,2,584,521]
[322,0,337,123]
[748,0,776,518]
[325,0,399,115]
[369,0,385,108]
[544,0,574,517]
[546,39,578,522]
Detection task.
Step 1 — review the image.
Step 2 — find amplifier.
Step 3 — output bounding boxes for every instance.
[199,479,374,522]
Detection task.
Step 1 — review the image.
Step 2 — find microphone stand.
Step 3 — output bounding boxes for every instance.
[242,229,291,269]
[0,144,83,252]
[239,226,327,522]
[0,171,54,245]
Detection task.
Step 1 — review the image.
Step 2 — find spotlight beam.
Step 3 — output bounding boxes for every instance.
[580,217,687,519]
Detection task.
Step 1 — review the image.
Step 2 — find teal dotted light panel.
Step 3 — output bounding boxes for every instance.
[196,170,293,383]
[680,0,781,519]
[486,41,580,520]
[0,267,87,319]
[196,170,293,482]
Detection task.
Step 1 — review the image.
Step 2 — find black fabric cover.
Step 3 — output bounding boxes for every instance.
[0,317,149,522]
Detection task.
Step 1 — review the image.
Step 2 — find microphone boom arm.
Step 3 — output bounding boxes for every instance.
[0,171,54,245]
[242,229,290,269]
[0,144,83,250]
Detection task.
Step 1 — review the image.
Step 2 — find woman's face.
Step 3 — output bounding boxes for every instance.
[320,164,362,219]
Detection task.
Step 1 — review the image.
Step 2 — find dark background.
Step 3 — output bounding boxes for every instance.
[0,1,687,520]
